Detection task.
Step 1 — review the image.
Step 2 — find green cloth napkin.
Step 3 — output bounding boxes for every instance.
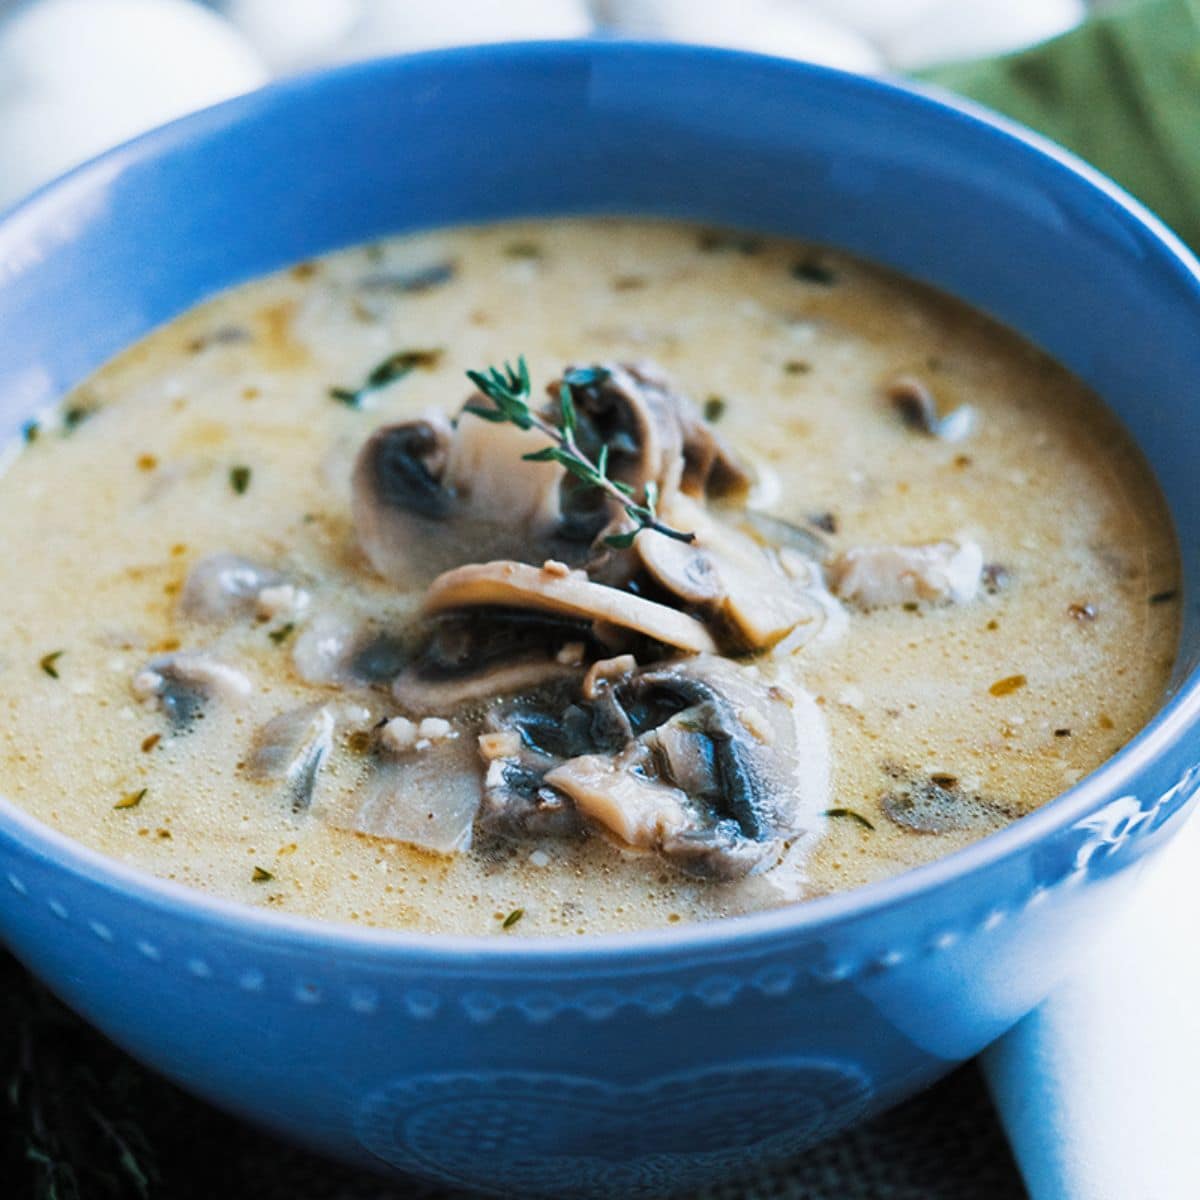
[922,0,1200,253]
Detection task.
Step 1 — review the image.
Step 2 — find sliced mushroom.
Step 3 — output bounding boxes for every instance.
[179,554,285,623]
[351,410,571,585]
[544,657,829,879]
[292,612,358,685]
[392,607,596,714]
[544,745,689,847]
[828,540,983,609]
[737,510,831,563]
[550,361,751,503]
[291,612,409,688]
[340,728,481,855]
[887,375,976,442]
[351,359,753,589]
[635,495,828,652]
[422,560,717,655]
[131,652,252,729]
[246,703,335,811]
[475,693,590,841]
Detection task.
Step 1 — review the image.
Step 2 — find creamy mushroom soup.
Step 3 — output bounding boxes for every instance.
[0,220,1179,935]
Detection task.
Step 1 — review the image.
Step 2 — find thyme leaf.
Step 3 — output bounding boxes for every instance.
[267,623,295,645]
[61,404,97,433]
[698,229,761,255]
[824,807,875,831]
[465,357,695,548]
[38,652,63,679]
[251,867,273,883]
[114,788,147,811]
[504,241,542,259]
[229,465,251,495]
[791,258,836,285]
[330,348,443,408]
[501,908,525,929]
[359,261,455,294]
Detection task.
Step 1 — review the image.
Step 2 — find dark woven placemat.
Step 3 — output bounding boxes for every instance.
[1,949,1026,1200]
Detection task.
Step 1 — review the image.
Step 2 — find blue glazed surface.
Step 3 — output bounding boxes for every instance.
[1,42,1200,1197]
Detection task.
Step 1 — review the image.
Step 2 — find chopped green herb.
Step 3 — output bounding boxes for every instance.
[464,357,695,549]
[698,230,762,254]
[398,261,453,291]
[38,651,63,679]
[113,788,147,811]
[783,359,811,375]
[61,404,97,432]
[330,348,443,408]
[229,465,251,495]
[251,867,273,883]
[501,908,525,929]
[359,262,457,294]
[703,395,727,423]
[824,807,875,831]
[20,419,39,443]
[791,259,836,285]
[504,241,542,259]
[187,325,251,353]
[1150,589,1179,605]
[267,622,295,645]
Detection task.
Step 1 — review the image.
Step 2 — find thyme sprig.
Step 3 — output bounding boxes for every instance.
[464,358,695,549]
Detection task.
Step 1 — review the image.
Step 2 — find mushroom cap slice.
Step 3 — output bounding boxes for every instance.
[474,693,590,841]
[132,652,252,729]
[887,374,976,442]
[442,409,564,531]
[291,610,410,688]
[352,414,453,584]
[550,361,751,504]
[635,495,823,652]
[539,656,831,879]
[246,703,335,812]
[421,560,717,655]
[828,539,983,609]
[351,411,571,586]
[180,553,285,623]
[392,607,595,713]
[544,746,689,847]
[338,733,482,855]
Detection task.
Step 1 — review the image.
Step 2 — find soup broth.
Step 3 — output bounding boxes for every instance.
[0,220,1179,935]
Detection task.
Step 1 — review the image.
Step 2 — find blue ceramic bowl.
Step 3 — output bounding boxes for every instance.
[2,42,1199,1198]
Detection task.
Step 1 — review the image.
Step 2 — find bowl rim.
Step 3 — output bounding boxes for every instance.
[2,38,1199,968]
